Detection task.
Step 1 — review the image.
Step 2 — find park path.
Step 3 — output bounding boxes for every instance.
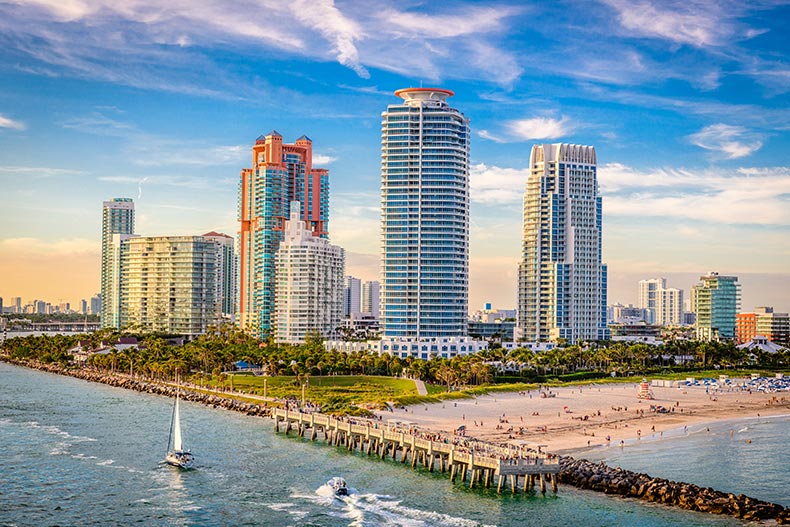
[413,378,428,395]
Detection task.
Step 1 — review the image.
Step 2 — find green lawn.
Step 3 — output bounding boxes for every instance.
[214,375,420,413]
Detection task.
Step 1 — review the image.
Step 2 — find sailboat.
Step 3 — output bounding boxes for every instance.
[165,389,194,469]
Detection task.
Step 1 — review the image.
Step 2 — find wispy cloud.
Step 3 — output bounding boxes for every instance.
[98,174,235,191]
[469,163,528,204]
[0,113,26,130]
[688,124,764,159]
[0,165,82,177]
[600,163,790,225]
[2,0,524,92]
[63,110,246,167]
[600,0,738,47]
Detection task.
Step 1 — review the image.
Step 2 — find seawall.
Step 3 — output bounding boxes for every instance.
[559,457,790,523]
[0,356,272,418]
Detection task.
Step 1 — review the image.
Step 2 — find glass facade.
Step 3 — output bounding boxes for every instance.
[693,273,741,341]
[100,198,134,329]
[238,133,329,338]
[380,88,469,338]
[517,144,609,343]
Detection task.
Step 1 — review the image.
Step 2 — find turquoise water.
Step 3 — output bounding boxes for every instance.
[0,363,771,526]
[578,415,790,507]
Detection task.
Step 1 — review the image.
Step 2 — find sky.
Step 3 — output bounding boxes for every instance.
[0,0,789,313]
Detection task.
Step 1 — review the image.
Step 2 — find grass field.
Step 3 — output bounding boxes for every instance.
[216,374,420,413]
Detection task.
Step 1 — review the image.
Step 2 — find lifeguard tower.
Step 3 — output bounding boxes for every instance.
[637,379,654,400]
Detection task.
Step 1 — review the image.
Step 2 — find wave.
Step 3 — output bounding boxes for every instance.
[20,420,97,443]
[295,486,494,527]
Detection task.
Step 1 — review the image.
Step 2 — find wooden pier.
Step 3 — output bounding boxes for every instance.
[273,409,560,493]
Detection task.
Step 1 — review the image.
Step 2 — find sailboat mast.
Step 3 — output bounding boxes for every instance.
[173,392,183,451]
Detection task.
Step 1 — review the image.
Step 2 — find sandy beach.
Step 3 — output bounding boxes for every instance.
[376,380,790,454]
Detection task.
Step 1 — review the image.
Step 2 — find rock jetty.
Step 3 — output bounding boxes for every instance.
[559,457,790,523]
[1,357,272,418]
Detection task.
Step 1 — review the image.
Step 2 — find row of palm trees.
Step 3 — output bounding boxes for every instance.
[2,326,787,389]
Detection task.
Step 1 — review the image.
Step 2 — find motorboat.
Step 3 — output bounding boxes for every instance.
[327,477,348,496]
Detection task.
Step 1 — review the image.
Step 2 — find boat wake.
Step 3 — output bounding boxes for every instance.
[283,487,494,527]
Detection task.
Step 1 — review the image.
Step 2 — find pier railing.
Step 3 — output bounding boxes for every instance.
[273,408,559,493]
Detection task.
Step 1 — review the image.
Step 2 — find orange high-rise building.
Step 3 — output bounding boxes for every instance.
[238,131,329,337]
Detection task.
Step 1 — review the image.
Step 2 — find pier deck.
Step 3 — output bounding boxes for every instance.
[273,408,560,493]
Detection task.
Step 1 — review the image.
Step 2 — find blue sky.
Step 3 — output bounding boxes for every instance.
[1,0,788,312]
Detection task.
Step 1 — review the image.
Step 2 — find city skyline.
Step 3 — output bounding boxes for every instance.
[1,1,789,313]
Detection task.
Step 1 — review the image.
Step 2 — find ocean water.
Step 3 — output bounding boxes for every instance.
[578,414,790,507]
[0,363,776,527]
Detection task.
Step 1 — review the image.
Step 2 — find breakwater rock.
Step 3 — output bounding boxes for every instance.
[559,457,790,523]
[0,357,272,418]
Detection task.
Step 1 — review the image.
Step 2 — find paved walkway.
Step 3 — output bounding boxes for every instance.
[413,378,428,396]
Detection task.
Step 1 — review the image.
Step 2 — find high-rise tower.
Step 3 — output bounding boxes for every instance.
[692,272,740,341]
[380,88,470,339]
[517,144,608,343]
[274,202,344,344]
[238,132,329,338]
[100,198,134,329]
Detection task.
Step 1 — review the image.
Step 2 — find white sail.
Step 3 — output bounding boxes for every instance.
[173,394,183,452]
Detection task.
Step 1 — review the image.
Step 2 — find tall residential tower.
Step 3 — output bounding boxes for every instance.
[100,198,135,329]
[517,144,608,344]
[380,88,470,340]
[274,203,345,344]
[238,132,329,338]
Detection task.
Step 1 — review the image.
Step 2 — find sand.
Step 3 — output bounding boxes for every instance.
[375,381,790,454]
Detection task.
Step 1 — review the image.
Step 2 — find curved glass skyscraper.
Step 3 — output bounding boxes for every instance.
[380,88,470,339]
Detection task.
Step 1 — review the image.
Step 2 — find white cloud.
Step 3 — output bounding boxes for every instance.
[313,154,337,165]
[0,114,26,130]
[600,0,736,47]
[291,0,367,78]
[508,116,572,140]
[688,124,764,159]
[4,1,523,89]
[477,130,506,143]
[478,116,573,143]
[599,163,790,225]
[469,163,528,204]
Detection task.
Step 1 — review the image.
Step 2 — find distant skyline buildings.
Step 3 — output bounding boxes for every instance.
[343,276,381,320]
[517,143,608,344]
[380,88,470,339]
[638,278,684,326]
[238,132,329,339]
